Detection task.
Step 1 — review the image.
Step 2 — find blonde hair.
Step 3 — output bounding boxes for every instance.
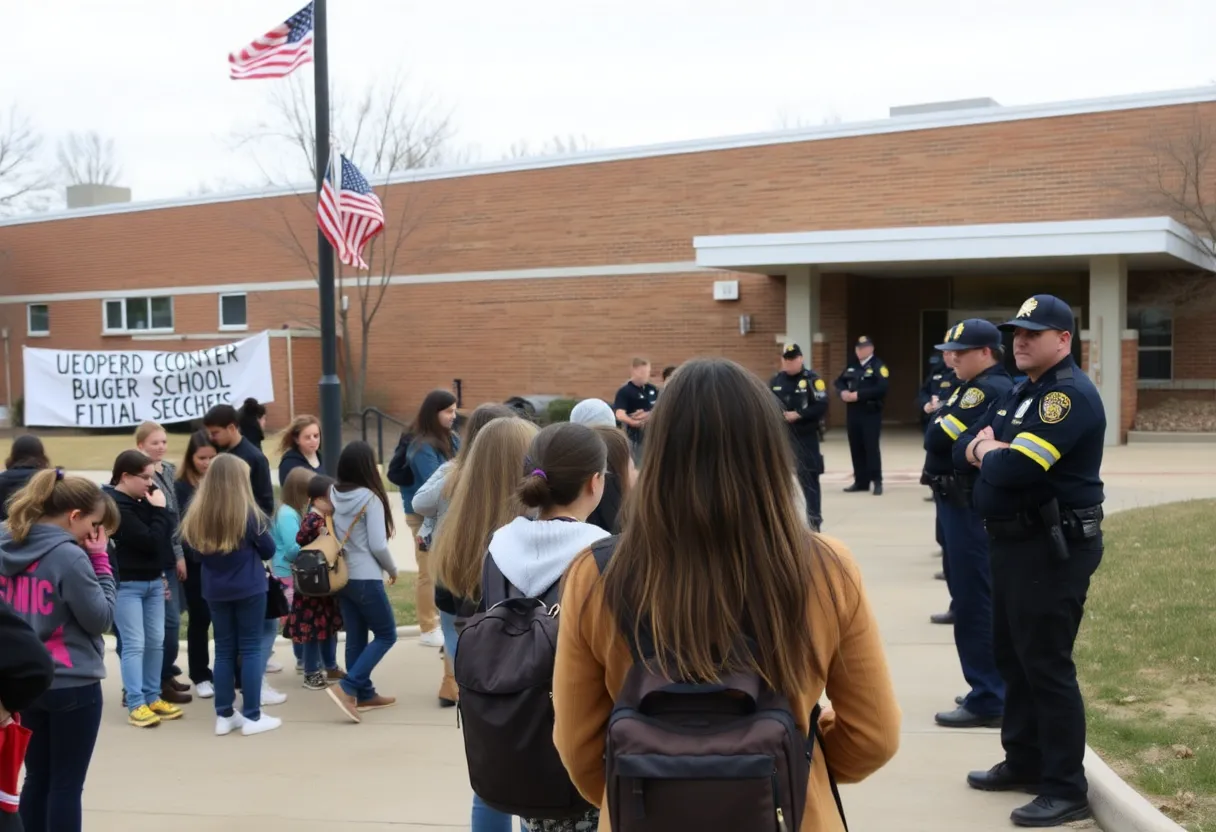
[134,421,165,447]
[432,417,538,601]
[6,469,119,544]
[278,415,320,455]
[180,454,267,554]
[280,466,315,515]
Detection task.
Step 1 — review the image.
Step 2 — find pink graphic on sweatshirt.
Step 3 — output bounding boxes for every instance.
[0,566,71,667]
[43,625,74,668]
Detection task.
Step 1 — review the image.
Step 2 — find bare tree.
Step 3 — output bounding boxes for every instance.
[57,131,121,186]
[1139,114,1216,314]
[503,133,596,159]
[0,105,53,214]
[234,73,456,414]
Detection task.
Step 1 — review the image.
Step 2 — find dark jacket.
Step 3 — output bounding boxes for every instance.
[224,437,274,517]
[586,471,623,535]
[174,478,203,563]
[198,514,276,603]
[277,448,323,487]
[103,486,174,581]
[0,597,54,713]
[0,465,42,521]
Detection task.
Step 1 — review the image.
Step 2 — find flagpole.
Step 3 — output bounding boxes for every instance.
[313,0,341,476]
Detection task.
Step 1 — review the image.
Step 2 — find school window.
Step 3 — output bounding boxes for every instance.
[102,296,174,334]
[219,293,247,330]
[26,303,49,336]
[1127,307,1172,381]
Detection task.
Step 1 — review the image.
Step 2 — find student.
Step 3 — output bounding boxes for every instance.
[586,425,635,535]
[104,450,181,728]
[552,358,901,831]
[271,467,314,678]
[0,434,50,522]
[413,402,516,707]
[568,398,616,429]
[480,421,611,832]
[238,398,268,450]
[277,415,323,486]
[179,455,280,737]
[175,430,219,698]
[429,415,538,830]
[203,404,275,517]
[288,475,345,690]
[613,357,659,465]
[0,599,53,832]
[0,471,117,832]
[400,390,459,649]
[134,421,190,704]
[325,441,399,723]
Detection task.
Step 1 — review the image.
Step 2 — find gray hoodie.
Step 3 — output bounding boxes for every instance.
[0,524,116,689]
[487,517,610,599]
[330,486,398,580]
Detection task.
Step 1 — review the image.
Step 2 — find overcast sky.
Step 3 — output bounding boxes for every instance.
[3,0,1215,204]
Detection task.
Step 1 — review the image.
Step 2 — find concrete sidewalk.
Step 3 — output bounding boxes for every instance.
[73,434,1216,830]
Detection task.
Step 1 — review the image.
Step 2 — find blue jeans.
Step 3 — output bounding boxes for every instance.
[260,617,279,675]
[209,593,267,720]
[337,579,397,701]
[163,568,183,680]
[115,580,166,709]
[302,637,340,674]
[442,609,515,832]
[18,682,103,832]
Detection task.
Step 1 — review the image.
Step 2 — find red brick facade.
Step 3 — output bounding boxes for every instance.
[0,93,1213,431]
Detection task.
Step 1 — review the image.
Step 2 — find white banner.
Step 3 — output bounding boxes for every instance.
[22,332,275,428]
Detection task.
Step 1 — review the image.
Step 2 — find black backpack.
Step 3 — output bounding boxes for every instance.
[385,432,415,487]
[591,539,847,832]
[453,551,594,821]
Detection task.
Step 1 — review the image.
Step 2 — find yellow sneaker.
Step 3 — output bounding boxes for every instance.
[148,699,183,721]
[128,705,161,727]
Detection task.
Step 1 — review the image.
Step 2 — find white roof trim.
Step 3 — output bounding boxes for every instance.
[0,260,709,306]
[694,217,1216,271]
[3,85,1216,228]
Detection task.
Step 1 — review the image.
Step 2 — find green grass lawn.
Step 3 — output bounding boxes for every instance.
[1075,499,1216,830]
[180,572,419,637]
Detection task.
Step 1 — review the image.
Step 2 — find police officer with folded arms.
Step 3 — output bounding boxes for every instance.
[923,320,1011,730]
[834,335,889,495]
[770,343,828,531]
[954,294,1104,828]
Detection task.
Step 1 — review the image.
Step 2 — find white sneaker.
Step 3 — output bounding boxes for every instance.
[215,712,245,736]
[418,629,444,648]
[196,681,215,699]
[241,714,282,736]
[261,684,287,706]
[265,660,284,674]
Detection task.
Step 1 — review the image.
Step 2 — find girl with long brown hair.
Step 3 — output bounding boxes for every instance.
[552,358,900,832]
[175,430,218,697]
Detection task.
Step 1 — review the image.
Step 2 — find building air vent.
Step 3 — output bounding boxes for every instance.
[889,97,1001,118]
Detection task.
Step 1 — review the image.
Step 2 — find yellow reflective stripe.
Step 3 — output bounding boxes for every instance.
[944,414,967,434]
[1010,437,1054,471]
[939,419,960,440]
[1014,432,1062,463]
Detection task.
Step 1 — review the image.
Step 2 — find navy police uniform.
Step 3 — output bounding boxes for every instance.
[770,343,828,530]
[833,336,889,494]
[924,320,1012,728]
[613,377,659,464]
[919,353,958,431]
[953,295,1104,826]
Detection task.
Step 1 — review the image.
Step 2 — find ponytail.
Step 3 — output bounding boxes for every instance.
[6,469,114,544]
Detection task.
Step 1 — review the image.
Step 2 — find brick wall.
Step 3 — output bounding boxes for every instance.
[1120,334,1138,442]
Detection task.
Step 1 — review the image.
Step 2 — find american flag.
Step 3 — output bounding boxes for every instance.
[318,153,386,270]
[228,3,314,80]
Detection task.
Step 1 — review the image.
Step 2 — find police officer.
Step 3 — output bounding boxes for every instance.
[954,295,1104,827]
[923,320,1012,730]
[833,335,889,495]
[770,343,828,530]
[923,336,961,618]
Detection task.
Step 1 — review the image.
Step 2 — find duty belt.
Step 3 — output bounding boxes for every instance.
[984,504,1104,542]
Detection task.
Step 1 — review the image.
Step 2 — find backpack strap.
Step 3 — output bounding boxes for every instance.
[327,504,368,548]
[810,703,848,830]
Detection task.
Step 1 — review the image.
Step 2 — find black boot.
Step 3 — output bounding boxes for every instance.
[872,483,883,496]
[935,706,1001,729]
[1010,796,1090,827]
[966,762,1040,793]
[929,611,954,625]
[842,483,869,493]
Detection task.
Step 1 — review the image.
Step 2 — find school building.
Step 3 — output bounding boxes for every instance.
[1,85,1214,444]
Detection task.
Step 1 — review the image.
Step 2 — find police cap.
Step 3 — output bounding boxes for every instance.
[781,343,803,359]
[936,318,1003,351]
[856,335,874,348]
[999,294,1074,333]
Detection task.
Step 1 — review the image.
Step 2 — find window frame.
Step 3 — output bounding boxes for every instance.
[101,296,175,335]
[1127,305,1173,382]
[26,303,49,337]
[218,292,249,332]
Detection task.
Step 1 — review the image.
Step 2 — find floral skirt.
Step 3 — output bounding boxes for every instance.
[522,810,600,831]
[287,590,343,642]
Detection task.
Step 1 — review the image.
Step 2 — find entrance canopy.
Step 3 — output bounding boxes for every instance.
[693,217,1214,276]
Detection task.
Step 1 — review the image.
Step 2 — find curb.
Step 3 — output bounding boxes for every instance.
[1085,746,1185,832]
